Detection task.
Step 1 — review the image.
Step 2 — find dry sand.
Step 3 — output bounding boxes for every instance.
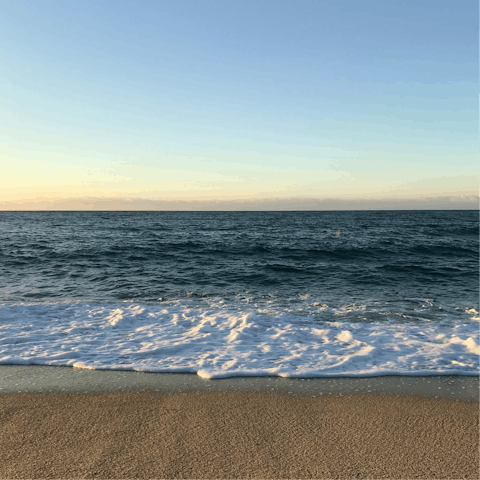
[1,387,478,479]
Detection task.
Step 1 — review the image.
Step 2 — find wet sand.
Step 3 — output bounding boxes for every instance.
[0,367,478,479]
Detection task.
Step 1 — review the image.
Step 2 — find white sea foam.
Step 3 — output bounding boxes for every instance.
[0,301,478,379]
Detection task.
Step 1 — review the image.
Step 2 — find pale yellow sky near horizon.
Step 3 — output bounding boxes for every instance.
[1,145,477,207]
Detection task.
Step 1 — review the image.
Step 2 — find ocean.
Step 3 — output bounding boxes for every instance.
[0,210,478,378]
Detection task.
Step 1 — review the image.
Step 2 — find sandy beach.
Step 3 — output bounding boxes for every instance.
[0,367,478,479]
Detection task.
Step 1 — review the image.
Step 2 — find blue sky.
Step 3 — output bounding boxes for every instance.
[0,0,477,209]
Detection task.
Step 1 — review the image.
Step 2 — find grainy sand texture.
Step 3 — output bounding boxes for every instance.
[1,389,478,479]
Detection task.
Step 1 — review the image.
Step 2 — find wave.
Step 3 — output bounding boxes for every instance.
[0,300,478,379]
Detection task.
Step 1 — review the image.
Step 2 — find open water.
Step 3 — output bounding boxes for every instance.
[0,210,478,378]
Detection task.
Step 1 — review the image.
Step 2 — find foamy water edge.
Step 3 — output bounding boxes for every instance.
[0,301,478,379]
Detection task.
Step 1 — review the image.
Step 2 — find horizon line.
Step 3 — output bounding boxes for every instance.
[1,195,478,211]
[1,209,478,212]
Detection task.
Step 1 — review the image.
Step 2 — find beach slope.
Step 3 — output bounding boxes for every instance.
[0,369,478,479]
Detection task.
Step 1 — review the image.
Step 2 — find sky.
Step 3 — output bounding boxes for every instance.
[0,0,478,210]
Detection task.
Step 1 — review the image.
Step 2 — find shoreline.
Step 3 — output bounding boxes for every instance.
[1,364,478,400]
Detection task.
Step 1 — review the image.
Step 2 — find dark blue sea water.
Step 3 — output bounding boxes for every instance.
[0,210,478,377]
[1,210,477,307]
